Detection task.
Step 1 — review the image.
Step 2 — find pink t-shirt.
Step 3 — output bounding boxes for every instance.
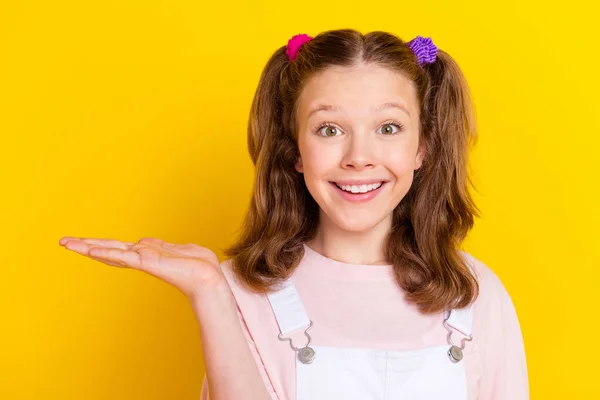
[201,245,529,399]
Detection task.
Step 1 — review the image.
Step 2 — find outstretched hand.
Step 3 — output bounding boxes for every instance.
[58,237,224,300]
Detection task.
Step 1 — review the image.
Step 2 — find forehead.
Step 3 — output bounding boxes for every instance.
[297,63,418,118]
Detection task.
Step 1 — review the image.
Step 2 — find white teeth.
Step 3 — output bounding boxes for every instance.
[335,182,383,193]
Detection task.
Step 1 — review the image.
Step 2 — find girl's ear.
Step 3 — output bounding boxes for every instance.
[295,157,304,173]
[414,144,425,170]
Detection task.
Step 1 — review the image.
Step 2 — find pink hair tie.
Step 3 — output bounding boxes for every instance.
[286,33,312,61]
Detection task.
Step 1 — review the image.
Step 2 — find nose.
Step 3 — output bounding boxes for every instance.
[340,131,375,170]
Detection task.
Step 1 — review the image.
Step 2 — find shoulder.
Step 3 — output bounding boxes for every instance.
[218,258,240,288]
[216,258,280,339]
[218,258,256,299]
[217,258,274,315]
[460,250,512,306]
[460,251,523,339]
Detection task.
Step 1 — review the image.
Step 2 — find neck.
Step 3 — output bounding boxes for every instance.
[307,212,392,265]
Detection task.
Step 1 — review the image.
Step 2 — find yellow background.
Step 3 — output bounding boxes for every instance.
[2,1,598,398]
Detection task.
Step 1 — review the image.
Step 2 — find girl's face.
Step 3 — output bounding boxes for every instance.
[295,63,424,233]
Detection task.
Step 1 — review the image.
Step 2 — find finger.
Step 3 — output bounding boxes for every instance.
[80,238,134,250]
[88,247,142,269]
[136,237,180,255]
[59,236,80,246]
[63,240,137,268]
[63,239,94,254]
[161,242,214,259]
[102,245,196,279]
[87,254,127,268]
[138,237,166,247]
[137,238,199,258]
[60,237,123,267]
[60,237,135,249]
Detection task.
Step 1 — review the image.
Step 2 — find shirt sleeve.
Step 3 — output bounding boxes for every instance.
[199,278,280,400]
[199,333,280,399]
[476,265,530,400]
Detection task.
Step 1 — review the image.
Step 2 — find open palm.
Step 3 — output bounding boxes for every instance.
[59,236,224,300]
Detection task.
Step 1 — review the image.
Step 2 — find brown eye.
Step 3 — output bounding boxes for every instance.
[378,123,401,135]
[319,126,339,137]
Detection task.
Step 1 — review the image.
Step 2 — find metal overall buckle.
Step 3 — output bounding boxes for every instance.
[277,320,316,364]
[443,314,473,363]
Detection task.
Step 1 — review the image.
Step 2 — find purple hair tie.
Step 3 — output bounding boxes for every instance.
[407,36,438,65]
[286,33,312,61]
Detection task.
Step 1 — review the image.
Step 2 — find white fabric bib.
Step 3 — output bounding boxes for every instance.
[267,278,473,400]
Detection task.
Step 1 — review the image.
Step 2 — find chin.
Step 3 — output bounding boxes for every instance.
[328,212,390,233]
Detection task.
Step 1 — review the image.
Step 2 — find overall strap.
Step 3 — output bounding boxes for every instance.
[266,278,311,335]
[445,306,473,337]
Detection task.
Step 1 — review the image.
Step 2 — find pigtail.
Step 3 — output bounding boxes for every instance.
[389,49,480,312]
[246,48,287,166]
[224,47,317,290]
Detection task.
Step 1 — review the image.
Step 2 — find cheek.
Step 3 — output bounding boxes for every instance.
[301,145,338,176]
[381,149,417,175]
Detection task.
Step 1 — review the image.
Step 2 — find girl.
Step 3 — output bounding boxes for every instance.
[59,29,529,400]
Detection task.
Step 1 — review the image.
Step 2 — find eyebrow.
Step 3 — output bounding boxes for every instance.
[306,101,411,119]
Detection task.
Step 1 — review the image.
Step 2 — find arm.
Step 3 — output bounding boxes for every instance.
[200,319,280,400]
[57,237,272,399]
[478,279,530,399]
[192,279,272,400]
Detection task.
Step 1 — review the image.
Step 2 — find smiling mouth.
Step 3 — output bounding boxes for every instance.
[330,181,386,194]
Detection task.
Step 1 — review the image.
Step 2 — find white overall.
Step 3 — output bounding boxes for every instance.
[267,278,474,400]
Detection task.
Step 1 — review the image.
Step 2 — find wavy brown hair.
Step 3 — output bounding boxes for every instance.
[224,29,480,314]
